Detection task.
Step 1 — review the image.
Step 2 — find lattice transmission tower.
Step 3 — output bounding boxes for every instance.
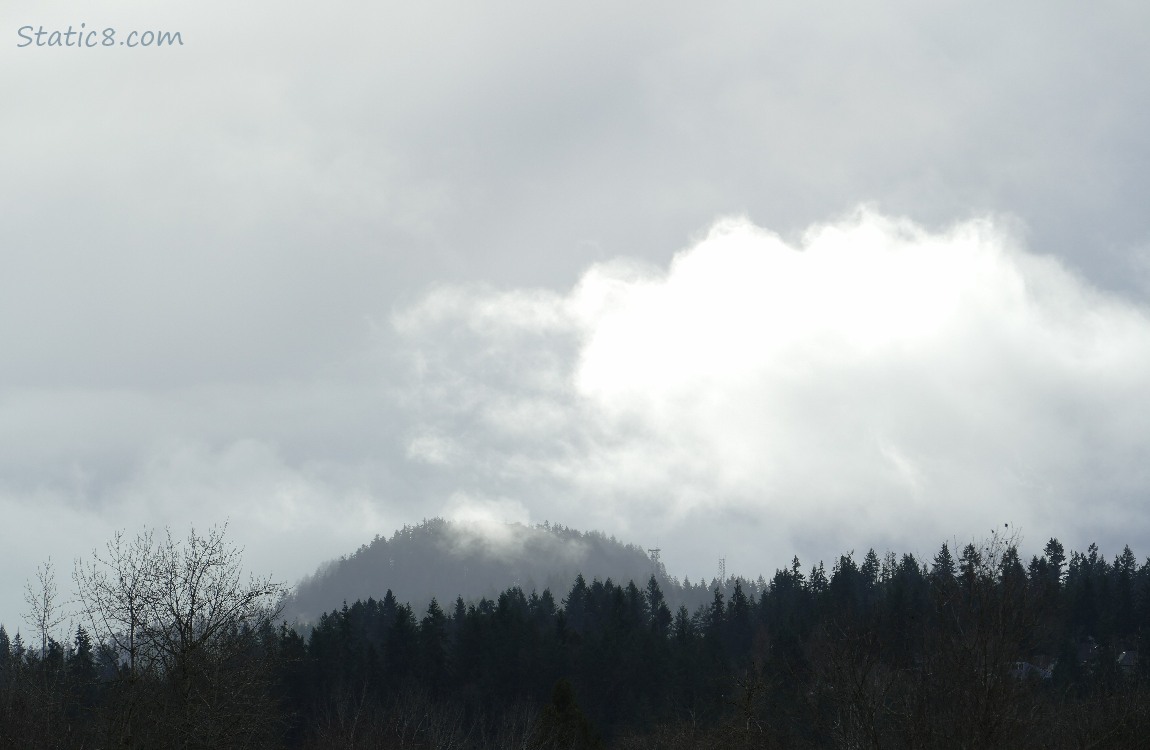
[648,547,664,578]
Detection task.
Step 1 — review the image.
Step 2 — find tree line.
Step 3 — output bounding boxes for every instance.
[2,527,1149,748]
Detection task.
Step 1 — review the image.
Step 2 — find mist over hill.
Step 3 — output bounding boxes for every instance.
[284,518,726,624]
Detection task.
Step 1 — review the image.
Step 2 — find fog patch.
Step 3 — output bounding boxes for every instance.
[440,497,590,566]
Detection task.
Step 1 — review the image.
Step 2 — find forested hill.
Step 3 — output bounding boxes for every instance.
[5,527,1150,747]
[285,518,713,624]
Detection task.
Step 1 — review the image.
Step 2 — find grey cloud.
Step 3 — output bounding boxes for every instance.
[4,0,1150,625]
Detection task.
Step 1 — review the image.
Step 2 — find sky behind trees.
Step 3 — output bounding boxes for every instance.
[3,0,1150,627]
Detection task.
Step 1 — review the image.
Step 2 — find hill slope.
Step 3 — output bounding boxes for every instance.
[285,518,703,623]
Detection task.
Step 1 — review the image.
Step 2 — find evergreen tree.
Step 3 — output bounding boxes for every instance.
[420,598,449,695]
[881,551,897,583]
[790,556,806,586]
[1135,557,1150,636]
[385,603,418,690]
[645,576,672,637]
[378,589,399,650]
[726,580,753,657]
[453,595,467,625]
[1113,545,1137,637]
[68,625,97,701]
[1000,545,1027,588]
[861,549,881,587]
[535,588,559,628]
[0,625,9,691]
[959,542,983,590]
[673,605,694,642]
[829,553,865,624]
[622,580,648,631]
[728,580,751,621]
[1044,538,1066,584]
[931,542,957,583]
[565,574,589,633]
[706,587,725,638]
[1027,554,1048,586]
[808,562,829,596]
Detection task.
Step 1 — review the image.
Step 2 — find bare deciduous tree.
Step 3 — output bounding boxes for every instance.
[22,557,65,657]
[72,524,286,749]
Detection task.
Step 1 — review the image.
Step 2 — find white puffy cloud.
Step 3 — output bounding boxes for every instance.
[395,210,1150,576]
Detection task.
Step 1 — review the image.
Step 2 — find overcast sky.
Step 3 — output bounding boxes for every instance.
[3,0,1150,629]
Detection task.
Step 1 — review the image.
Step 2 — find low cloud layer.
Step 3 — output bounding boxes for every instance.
[396,210,1150,579]
[3,209,1149,629]
[5,0,1150,628]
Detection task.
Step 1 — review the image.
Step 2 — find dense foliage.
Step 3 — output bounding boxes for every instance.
[3,531,1150,748]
